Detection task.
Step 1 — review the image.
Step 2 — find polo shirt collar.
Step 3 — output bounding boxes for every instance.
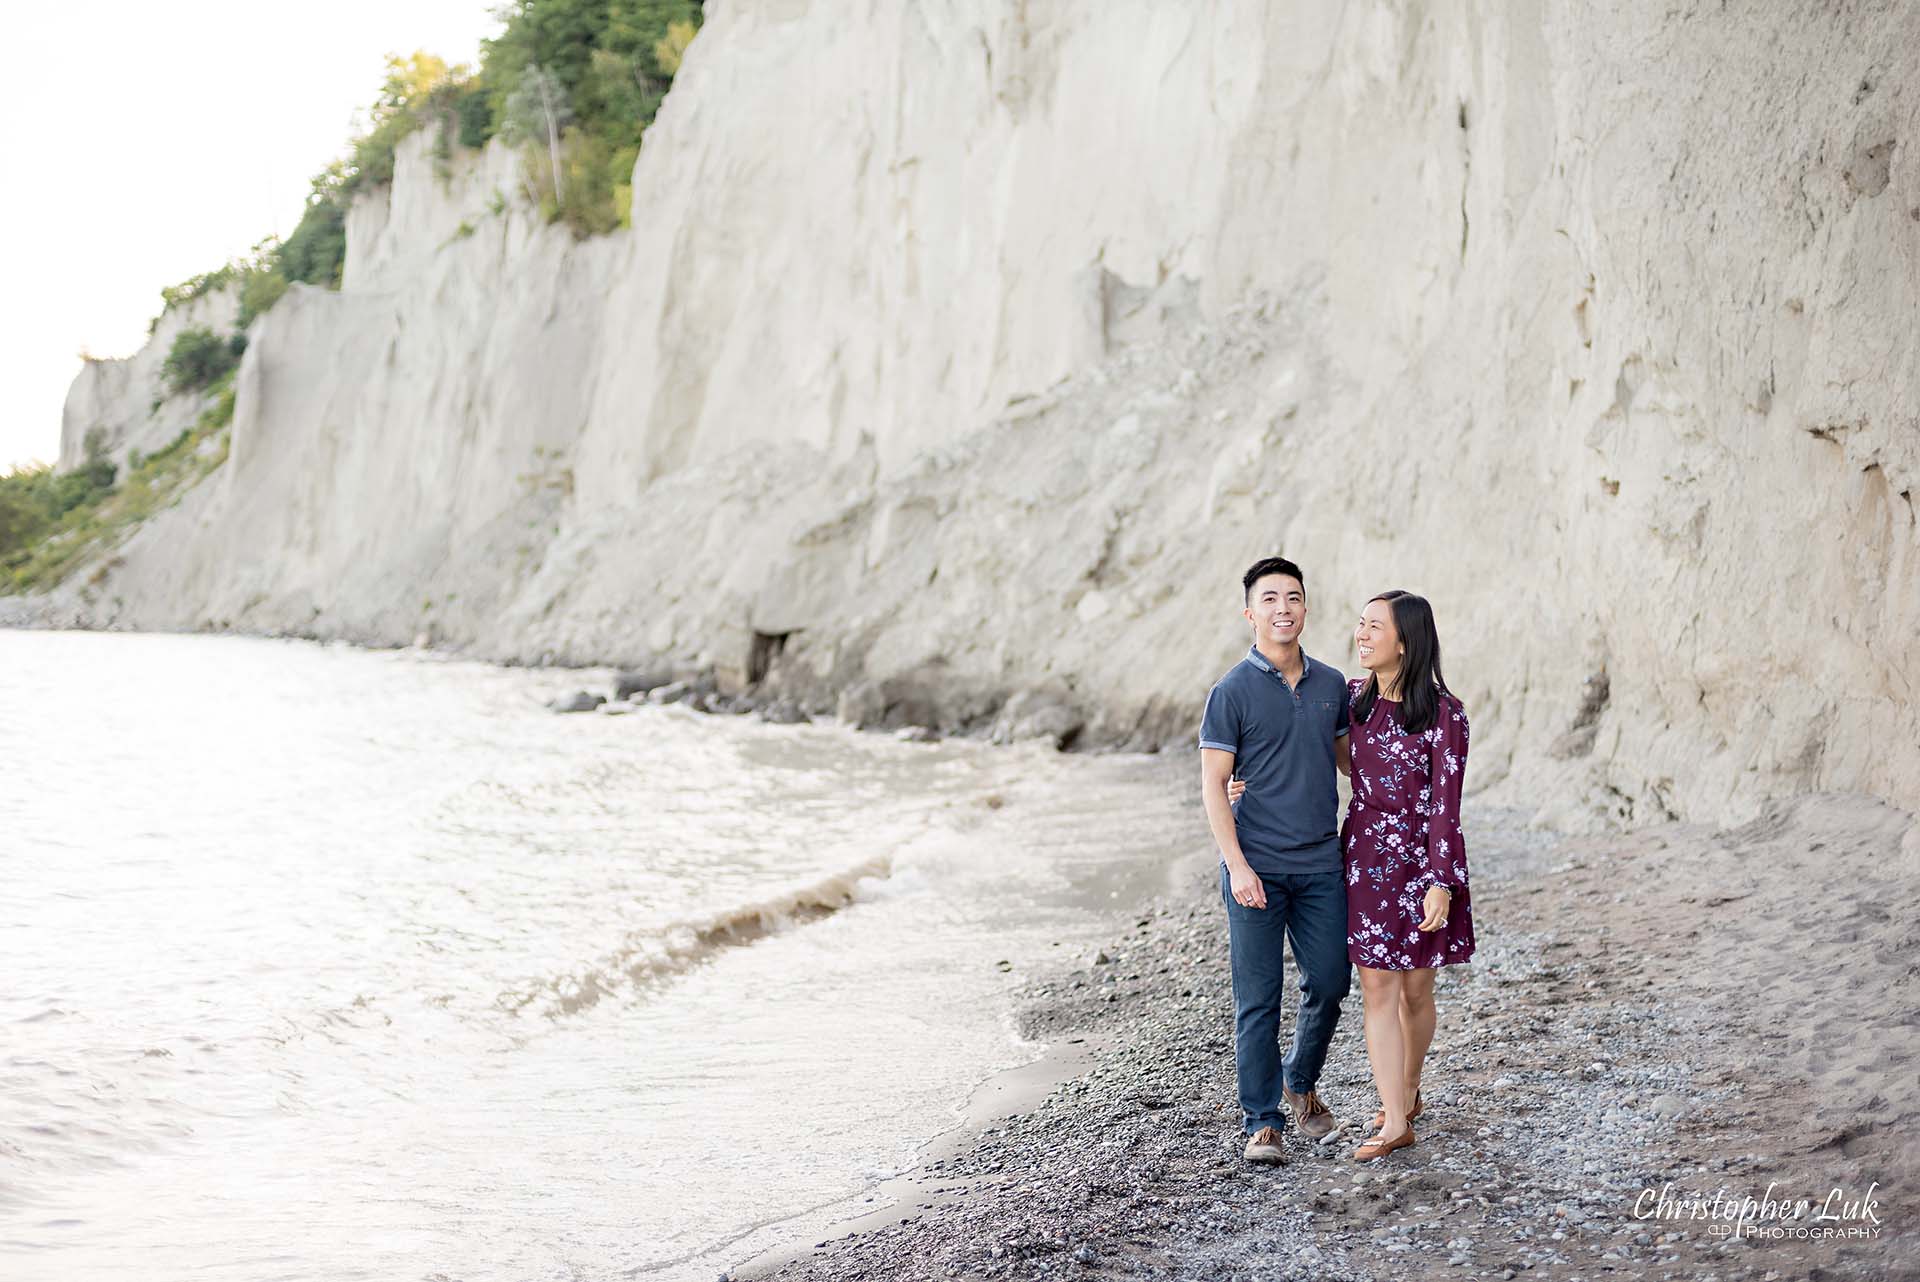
[1246,644,1313,679]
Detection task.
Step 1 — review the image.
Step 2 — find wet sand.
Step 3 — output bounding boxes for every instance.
[734,790,1918,1281]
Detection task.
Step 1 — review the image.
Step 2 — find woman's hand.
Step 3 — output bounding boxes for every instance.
[1227,777,1246,804]
[1417,885,1452,931]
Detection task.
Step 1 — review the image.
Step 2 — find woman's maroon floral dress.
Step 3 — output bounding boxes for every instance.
[1341,680,1476,970]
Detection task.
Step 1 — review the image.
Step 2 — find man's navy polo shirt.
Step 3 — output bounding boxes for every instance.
[1197,645,1350,875]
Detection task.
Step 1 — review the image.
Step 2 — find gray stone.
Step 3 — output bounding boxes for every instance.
[835,681,886,729]
[990,689,1084,749]
[613,670,670,701]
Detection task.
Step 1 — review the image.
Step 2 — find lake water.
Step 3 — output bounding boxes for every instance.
[0,630,1199,1281]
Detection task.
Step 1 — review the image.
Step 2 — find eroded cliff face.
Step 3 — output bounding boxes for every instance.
[14,0,1919,826]
[59,286,238,473]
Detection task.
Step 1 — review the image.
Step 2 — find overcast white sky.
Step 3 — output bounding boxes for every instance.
[0,1,504,470]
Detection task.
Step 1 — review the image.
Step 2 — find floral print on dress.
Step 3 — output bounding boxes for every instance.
[1340,679,1475,970]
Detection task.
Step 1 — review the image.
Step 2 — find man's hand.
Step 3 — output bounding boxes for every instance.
[1226,777,1246,803]
[1417,885,1452,931]
[1228,861,1267,910]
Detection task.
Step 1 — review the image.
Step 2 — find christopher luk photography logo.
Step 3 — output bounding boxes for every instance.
[1633,1181,1884,1241]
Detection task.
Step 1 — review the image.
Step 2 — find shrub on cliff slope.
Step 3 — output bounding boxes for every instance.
[0,450,117,570]
[3,379,234,591]
[159,265,236,314]
[236,263,289,326]
[162,328,242,396]
[278,170,350,289]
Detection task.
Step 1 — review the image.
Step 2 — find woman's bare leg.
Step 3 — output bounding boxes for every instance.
[1399,966,1438,1099]
[1358,965,1411,1139]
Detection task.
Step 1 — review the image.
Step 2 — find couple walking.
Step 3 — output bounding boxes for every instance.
[1197,555,1474,1164]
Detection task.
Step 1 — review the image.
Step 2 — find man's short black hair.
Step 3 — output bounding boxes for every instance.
[1242,556,1306,604]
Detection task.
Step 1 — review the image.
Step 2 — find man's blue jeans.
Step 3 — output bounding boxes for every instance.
[1219,862,1351,1135]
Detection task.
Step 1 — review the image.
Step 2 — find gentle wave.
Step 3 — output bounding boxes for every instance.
[496,853,896,1017]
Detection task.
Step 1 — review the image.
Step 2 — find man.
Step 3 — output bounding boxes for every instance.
[1198,555,1352,1163]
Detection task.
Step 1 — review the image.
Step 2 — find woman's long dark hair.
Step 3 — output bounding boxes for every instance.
[1353,590,1452,735]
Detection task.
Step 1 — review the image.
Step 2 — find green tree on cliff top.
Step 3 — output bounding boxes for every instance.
[156,0,703,330]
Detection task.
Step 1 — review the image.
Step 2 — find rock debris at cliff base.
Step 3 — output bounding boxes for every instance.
[739,789,1917,1282]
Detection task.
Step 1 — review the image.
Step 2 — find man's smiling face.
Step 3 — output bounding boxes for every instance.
[1244,572,1306,648]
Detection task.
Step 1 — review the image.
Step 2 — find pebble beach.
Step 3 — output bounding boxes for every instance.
[739,786,1916,1282]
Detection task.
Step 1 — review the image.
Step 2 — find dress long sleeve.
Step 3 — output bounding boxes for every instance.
[1422,697,1470,887]
[1344,687,1477,969]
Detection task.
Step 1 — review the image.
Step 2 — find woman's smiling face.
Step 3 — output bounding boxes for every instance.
[1354,598,1402,674]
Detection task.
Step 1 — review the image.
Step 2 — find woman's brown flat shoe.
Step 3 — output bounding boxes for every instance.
[1353,1125,1416,1162]
[1368,1090,1422,1133]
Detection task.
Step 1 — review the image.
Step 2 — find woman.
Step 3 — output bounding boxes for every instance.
[1342,589,1473,1160]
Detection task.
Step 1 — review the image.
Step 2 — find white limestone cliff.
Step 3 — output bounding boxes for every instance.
[59,285,239,473]
[9,0,1918,828]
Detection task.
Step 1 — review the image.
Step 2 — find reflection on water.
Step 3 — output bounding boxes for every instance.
[0,630,1198,1281]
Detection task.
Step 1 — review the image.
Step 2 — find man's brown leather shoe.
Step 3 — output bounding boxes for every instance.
[1242,1125,1285,1163]
[1282,1085,1337,1139]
